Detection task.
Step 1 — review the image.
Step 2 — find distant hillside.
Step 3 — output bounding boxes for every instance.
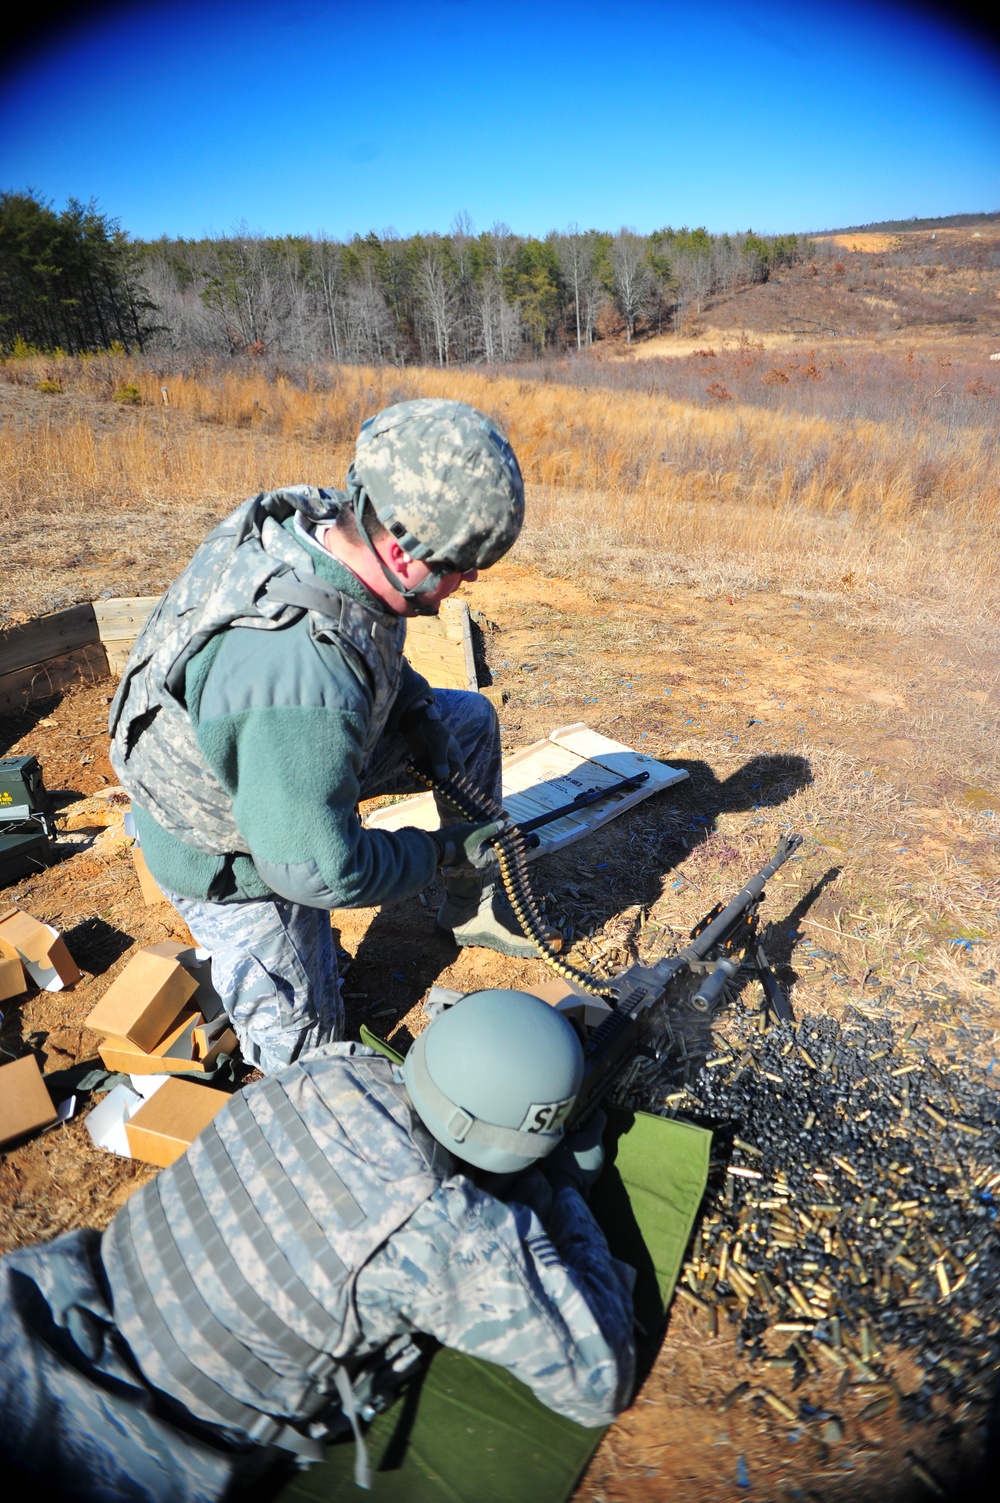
[808,211,1000,235]
[684,217,1000,343]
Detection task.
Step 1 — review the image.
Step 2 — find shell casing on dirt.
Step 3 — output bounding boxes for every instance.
[619,998,1000,1419]
[406,762,612,998]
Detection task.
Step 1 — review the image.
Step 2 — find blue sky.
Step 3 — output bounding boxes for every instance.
[1,2,997,241]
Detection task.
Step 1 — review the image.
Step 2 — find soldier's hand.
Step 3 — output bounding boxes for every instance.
[430,819,505,869]
[399,698,464,782]
[542,1109,607,1198]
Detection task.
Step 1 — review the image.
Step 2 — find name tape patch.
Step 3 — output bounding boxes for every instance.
[519,1096,575,1135]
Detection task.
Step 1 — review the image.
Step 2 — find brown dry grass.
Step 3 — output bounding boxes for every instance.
[2,352,998,631]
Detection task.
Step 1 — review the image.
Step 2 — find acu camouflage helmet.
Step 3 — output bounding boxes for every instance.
[345,398,524,604]
[403,989,584,1174]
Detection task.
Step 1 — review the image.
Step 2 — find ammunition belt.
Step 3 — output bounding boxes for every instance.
[407,764,612,1000]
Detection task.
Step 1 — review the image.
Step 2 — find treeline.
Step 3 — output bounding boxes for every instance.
[814,210,999,235]
[0,191,151,355]
[0,191,808,363]
[141,220,804,363]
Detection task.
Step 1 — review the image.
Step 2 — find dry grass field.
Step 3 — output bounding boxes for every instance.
[1,303,998,1500]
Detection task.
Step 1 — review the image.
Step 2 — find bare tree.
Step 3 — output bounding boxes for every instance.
[476,273,523,364]
[142,253,223,353]
[672,249,713,326]
[415,242,458,366]
[343,266,398,364]
[312,235,345,359]
[558,224,606,349]
[201,223,289,353]
[609,227,656,344]
[484,220,516,282]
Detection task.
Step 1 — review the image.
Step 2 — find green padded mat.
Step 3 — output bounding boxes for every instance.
[282,1109,711,1503]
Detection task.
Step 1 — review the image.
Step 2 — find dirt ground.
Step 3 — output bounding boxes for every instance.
[1,555,998,1501]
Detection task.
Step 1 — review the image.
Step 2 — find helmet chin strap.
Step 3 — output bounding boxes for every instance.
[352,486,448,615]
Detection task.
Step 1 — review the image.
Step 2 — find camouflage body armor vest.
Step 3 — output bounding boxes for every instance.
[102,1049,446,1469]
[108,487,407,856]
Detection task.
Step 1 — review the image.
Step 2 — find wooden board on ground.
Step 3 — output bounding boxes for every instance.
[0,604,110,710]
[93,596,161,674]
[403,596,477,692]
[0,587,477,709]
[0,603,100,679]
[364,721,688,857]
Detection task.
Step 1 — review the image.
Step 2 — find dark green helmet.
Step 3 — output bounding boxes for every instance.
[403,989,584,1174]
[346,398,524,603]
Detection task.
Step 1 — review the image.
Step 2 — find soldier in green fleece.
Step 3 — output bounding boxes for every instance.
[109,399,531,1072]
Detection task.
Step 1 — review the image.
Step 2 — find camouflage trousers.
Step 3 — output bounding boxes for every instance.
[0,1229,276,1501]
[170,689,502,1074]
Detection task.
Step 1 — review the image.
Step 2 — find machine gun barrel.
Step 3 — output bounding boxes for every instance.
[676,832,803,965]
[567,832,802,1127]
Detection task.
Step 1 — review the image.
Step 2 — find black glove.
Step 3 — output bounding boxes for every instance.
[430,819,505,869]
[399,698,464,782]
[542,1109,607,1198]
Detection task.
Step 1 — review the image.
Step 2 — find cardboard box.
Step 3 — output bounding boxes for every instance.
[132,845,169,906]
[149,1007,202,1061]
[85,948,198,1051]
[143,941,223,1020]
[192,1012,233,1059]
[0,953,27,1002]
[98,1024,238,1075]
[0,1054,57,1146]
[528,977,614,1032]
[0,908,81,991]
[85,1081,142,1157]
[125,1077,229,1167]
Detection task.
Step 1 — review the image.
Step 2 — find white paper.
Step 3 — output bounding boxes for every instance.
[129,1073,169,1100]
[85,1083,141,1157]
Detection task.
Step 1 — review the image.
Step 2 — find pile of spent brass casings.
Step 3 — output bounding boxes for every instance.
[622,995,1000,1422]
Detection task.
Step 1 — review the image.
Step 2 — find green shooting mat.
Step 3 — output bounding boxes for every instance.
[281,1109,711,1503]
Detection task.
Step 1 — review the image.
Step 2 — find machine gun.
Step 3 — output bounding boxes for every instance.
[566,832,802,1129]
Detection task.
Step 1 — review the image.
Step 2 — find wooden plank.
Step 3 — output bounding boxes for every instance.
[93,596,160,642]
[403,644,468,693]
[0,642,110,711]
[454,601,478,692]
[439,596,470,645]
[404,598,477,693]
[104,641,137,675]
[0,604,100,678]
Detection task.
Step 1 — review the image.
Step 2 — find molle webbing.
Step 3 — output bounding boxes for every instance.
[103,1058,438,1461]
[108,486,405,856]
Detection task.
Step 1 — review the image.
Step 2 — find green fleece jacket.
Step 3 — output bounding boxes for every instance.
[133,521,439,907]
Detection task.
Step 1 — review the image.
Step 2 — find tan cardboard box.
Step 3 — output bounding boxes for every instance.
[98,1023,238,1075]
[149,1007,201,1061]
[527,977,614,1032]
[85,949,198,1051]
[132,846,169,907]
[125,1077,229,1167]
[0,1054,57,1146]
[192,1012,233,1059]
[142,941,222,1020]
[0,908,82,991]
[0,954,27,1002]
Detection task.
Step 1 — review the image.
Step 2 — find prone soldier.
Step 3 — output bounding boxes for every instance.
[0,990,636,1500]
